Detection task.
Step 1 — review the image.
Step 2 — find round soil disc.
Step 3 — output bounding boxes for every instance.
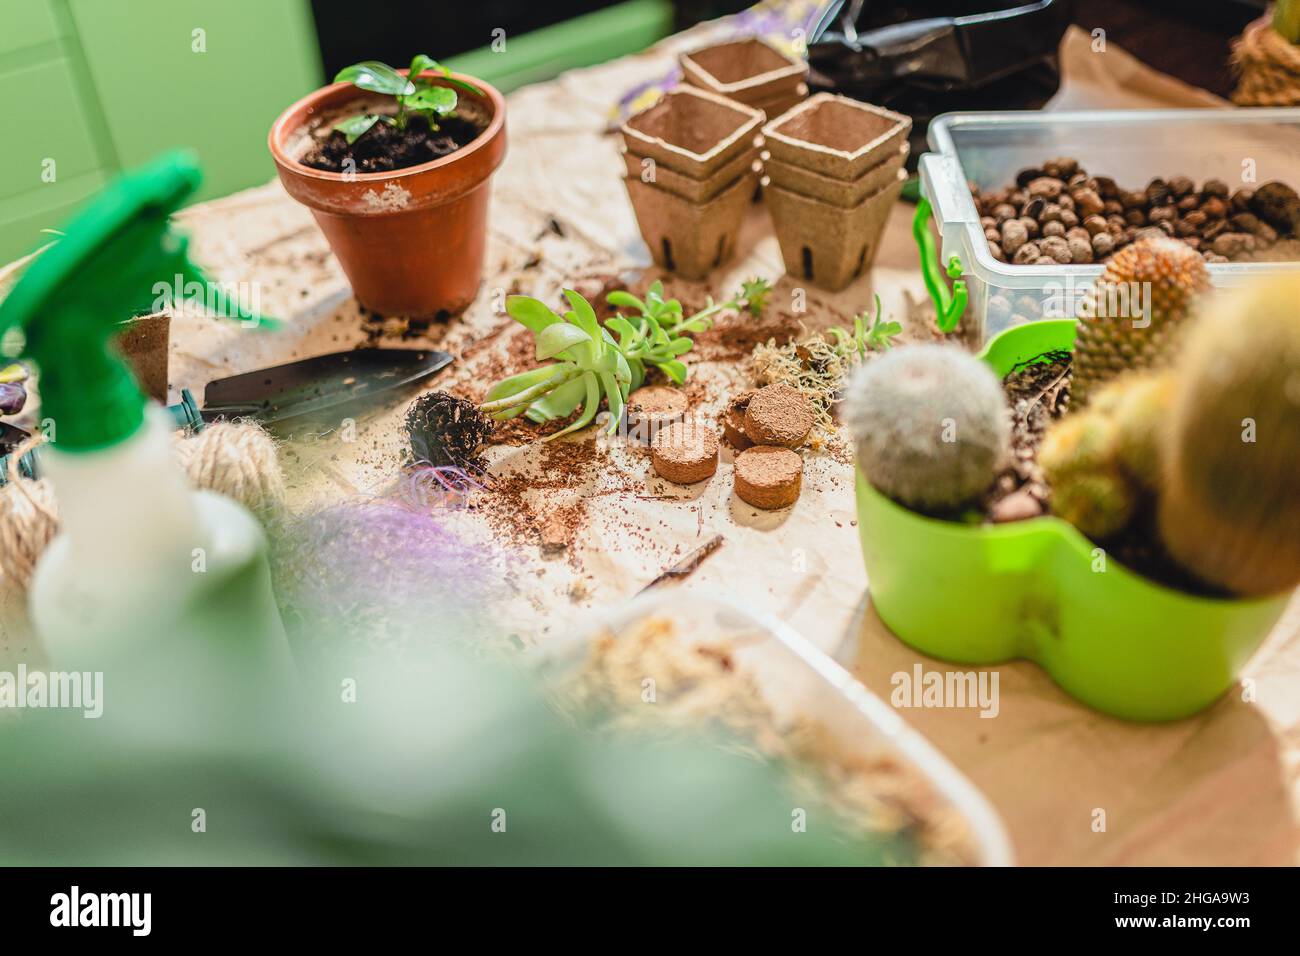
[744,383,814,447]
[734,445,803,509]
[722,390,755,450]
[651,420,719,485]
[627,385,688,442]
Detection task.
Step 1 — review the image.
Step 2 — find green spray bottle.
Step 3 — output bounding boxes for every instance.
[0,152,291,672]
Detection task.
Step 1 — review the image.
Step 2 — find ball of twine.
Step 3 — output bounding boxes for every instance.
[0,434,58,592]
[1232,15,1300,106]
[0,421,285,594]
[173,420,286,520]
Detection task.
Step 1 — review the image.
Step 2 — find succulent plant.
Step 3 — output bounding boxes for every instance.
[845,344,1010,512]
[1038,412,1136,539]
[1157,276,1300,596]
[1072,237,1209,407]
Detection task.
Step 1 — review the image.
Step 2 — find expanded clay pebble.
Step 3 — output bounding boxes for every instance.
[722,390,755,450]
[734,446,803,510]
[626,385,688,442]
[744,383,813,448]
[651,420,719,485]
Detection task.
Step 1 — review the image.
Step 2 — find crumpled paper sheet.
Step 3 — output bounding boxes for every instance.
[9,20,1295,864]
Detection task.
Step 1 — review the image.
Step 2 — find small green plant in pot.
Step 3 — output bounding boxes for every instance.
[269,54,507,319]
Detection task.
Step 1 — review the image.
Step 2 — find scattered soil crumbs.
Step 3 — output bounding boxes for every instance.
[983,351,1071,522]
[692,309,810,363]
[552,615,978,866]
[302,112,485,174]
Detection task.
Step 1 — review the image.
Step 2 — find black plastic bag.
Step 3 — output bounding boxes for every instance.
[808,1,1074,169]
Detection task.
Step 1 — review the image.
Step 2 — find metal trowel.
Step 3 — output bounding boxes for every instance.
[170,347,453,428]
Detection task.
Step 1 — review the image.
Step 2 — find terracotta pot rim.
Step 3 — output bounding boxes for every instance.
[267,70,506,185]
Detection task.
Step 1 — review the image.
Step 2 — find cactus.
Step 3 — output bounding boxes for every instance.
[844,344,1010,512]
[1072,237,1209,407]
[1039,412,1136,539]
[1157,276,1300,596]
[1109,372,1175,489]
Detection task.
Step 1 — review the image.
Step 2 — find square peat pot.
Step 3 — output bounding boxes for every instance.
[854,319,1293,722]
[919,108,1300,344]
[620,145,759,203]
[620,87,764,179]
[766,169,906,291]
[679,37,808,105]
[764,93,911,180]
[624,169,759,279]
[765,143,908,207]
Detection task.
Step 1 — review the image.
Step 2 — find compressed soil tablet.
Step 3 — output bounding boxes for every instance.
[626,385,688,442]
[721,390,755,450]
[651,421,719,485]
[734,445,803,509]
[743,383,814,447]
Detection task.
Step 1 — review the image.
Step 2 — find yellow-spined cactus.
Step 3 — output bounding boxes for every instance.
[1157,277,1300,596]
[1039,412,1135,539]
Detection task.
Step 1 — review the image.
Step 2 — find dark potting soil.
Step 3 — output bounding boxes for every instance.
[302,113,484,174]
[985,352,1222,597]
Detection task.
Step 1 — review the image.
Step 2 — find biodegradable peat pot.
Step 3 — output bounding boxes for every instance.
[624,169,759,279]
[113,312,170,403]
[765,143,908,206]
[766,169,906,290]
[621,146,759,203]
[680,37,808,104]
[751,83,809,120]
[764,93,910,180]
[269,71,506,319]
[620,86,763,178]
[856,320,1293,721]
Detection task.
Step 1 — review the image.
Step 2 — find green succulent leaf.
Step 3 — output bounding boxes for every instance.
[535,322,591,361]
[606,290,647,313]
[656,359,689,385]
[334,61,414,96]
[484,364,561,404]
[525,374,587,421]
[506,295,564,333]
[563,289,602,343]
[549,373,602,440]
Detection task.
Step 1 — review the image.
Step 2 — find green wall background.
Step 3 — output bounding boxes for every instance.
[0,0,672,266]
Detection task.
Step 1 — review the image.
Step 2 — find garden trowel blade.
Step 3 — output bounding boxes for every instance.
[201,347,453,424]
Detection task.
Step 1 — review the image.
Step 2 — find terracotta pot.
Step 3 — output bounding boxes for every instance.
[269,71,506,319]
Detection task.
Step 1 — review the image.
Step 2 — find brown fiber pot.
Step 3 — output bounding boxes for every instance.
[269,71,506,319]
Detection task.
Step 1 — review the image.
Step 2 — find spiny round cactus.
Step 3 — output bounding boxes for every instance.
[845,344,1010,512]
[1157,276,1300,596]
[1038,412,1136,539]
[1072,237,1209,407]
[1086,370,1175,491]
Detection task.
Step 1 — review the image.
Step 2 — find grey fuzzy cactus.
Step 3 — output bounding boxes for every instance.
[845,344,1011,512]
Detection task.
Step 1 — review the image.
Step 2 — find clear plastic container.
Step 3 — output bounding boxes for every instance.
[538,592,1014,866]
[919,108,1300,341]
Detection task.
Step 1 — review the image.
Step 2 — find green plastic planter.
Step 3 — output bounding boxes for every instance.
[855,319,1293,721]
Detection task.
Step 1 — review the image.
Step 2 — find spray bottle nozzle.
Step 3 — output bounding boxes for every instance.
[0,151,276,452]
